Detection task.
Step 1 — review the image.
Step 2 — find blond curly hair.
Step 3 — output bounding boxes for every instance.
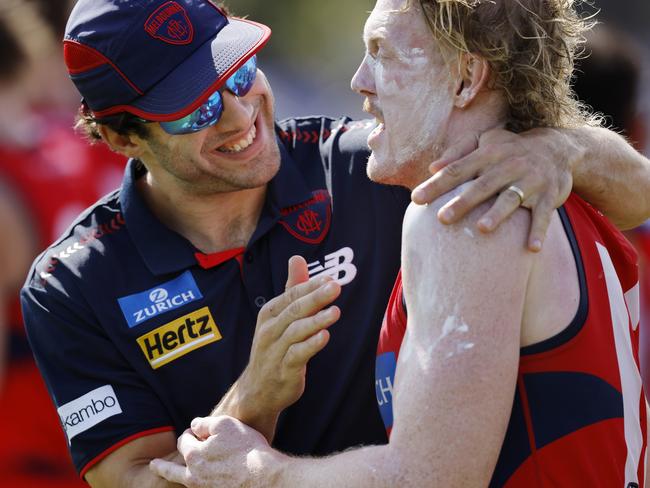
[413,0,599,132]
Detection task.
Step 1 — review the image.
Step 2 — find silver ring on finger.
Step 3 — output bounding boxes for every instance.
[505,185,525,206]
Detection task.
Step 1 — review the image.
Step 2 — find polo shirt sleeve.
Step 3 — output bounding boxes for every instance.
[21,274,175,477]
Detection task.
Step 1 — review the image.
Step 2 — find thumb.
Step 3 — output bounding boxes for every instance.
[190,417,213,440]
[285,255,309,289]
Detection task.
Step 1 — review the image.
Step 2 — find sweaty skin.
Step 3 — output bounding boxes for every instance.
[363,2,455,189]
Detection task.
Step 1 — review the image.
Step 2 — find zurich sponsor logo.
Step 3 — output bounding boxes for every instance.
[149,288,169,303]
[118,271,202,328]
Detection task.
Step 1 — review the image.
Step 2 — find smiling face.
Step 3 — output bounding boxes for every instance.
[137,68,280,196]
[351,0,457,189]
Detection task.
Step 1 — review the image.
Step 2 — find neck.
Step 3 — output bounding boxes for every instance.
[138,175,267,254]
[409,94,508,191]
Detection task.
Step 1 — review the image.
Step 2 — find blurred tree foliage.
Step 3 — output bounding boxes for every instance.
[226,0,374,73]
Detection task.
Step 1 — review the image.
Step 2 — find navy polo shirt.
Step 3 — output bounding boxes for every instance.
[22,116,409,475]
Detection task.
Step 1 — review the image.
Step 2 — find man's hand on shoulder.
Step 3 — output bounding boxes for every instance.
[411,125,650,250]
[410,128,575,252]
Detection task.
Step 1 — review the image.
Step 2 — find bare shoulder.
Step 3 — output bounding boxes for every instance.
[400,184,535,347]
[402,184,531,263]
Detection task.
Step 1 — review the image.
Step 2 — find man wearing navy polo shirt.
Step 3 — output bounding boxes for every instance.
[21,0,650,486]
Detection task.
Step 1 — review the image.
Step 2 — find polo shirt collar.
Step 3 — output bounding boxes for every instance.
[119,129,316,276]
[119,160,197,275]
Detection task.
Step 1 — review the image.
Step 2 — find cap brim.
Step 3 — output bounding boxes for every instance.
[96,17,271,121]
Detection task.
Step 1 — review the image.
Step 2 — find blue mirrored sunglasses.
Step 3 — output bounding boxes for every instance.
[138,55,257,135]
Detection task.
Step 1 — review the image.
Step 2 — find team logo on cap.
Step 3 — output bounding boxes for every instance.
[279,190,331,244]
[145,1,194,45]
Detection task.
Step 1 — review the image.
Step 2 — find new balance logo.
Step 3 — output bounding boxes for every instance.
[308,247,357,286]
[57,385,122,443]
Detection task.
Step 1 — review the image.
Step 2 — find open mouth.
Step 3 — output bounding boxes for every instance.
[216,123,258,153]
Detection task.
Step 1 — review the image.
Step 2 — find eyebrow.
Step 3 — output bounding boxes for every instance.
[363,25,391,54]
[362,18,386,46]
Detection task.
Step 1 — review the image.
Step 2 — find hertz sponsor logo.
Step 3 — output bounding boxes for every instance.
[137,307,221,369]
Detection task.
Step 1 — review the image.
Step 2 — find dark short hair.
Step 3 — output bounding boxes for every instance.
[75,107,151,143]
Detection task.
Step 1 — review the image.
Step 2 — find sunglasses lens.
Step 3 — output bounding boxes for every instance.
[160,91,224,135]
[159,55,257,135]
[226,56,257,97]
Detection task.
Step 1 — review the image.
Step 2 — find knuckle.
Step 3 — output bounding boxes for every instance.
[442,162,463,179]
[509,156,528,169]
[522,195,538,209]
[504,188,522,203]
[288,284,305,301]
[479,142,500,158]
[285,300,305,321]
[474,176,496,194]
[263,299,281,317]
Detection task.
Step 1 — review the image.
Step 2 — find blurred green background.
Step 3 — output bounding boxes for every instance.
[226,0,375,120]
[1,0,649,138]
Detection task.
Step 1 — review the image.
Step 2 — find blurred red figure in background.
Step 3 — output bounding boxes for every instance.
[574,24,650,387]
[0,2,125,485]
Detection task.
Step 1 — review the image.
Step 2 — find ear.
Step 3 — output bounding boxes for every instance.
[98,125,146,159]
[453,52,491,109]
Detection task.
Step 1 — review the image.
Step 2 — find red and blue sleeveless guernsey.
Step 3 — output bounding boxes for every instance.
[375,193,647,487]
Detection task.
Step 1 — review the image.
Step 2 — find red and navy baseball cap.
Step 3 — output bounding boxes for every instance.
[63,0,271,121]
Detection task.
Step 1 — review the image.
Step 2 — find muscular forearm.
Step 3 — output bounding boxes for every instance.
[271,444,397,488]
[211,377,280,443]
[88,462,184,488]
[570,126,650,229]
[85,432,182,488]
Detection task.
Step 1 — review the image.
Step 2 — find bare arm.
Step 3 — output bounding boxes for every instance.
[151,192,535,487]
[84,432,183,488]
[569,126,650,229]
[412,125,650,249]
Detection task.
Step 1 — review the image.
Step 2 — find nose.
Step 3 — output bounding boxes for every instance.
[217,90,254,132]
[351,53,376,97]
